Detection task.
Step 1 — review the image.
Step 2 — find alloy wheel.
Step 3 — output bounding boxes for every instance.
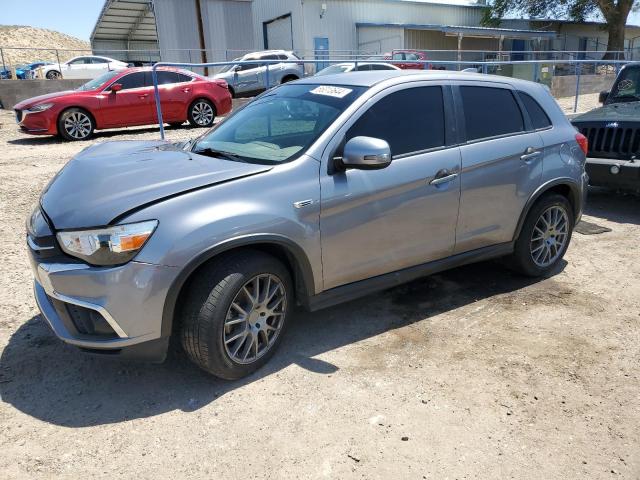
[530,205,569,268]
[223,274,287,364]
[192,101,214,126]
[63,112,92,139]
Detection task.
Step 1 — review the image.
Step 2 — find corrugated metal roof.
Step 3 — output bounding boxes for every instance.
[91,0,158,42]
[356,22,557,38]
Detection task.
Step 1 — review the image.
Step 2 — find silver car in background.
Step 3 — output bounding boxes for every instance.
[212,50,304,97]
[315,62,400,76]
[28,70,588,379]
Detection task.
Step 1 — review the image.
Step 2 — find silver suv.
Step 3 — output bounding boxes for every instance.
[212,50,304,97]
[28,71,588,379]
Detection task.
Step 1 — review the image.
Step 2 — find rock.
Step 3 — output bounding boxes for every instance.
[401,436,409,441]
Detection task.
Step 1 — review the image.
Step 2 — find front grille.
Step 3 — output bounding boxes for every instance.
[15,109,23,123]
[576,123,640,160]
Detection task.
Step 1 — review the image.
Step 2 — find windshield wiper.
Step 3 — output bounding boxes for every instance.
[192,147,246,163]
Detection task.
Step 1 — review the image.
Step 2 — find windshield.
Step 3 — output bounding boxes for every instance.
[217,57,242,74]
[316,64,352,76]
[76,70,121,91]
[192,83,366,164]
[610,66,640,103]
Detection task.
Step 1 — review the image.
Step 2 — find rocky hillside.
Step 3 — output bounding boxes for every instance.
[0,25,90,67]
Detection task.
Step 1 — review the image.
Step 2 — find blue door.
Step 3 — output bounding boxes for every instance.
[314,37,329,71]
[512,39,526,61]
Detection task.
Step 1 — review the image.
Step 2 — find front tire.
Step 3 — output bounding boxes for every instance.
[46,70,61,80]
[509,193,574,277]
[188,98,216,127]
[57,108,95,141]
[179,250,293,380]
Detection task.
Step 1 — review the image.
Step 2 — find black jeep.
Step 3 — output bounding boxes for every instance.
[572,63,640,190]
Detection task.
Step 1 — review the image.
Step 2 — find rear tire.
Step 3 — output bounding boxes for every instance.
[508,193,574,277]
[188,98,216,127]
[57,108,95,141]
[179,250,293,380]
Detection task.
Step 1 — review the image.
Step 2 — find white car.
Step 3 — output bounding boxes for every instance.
[315,62,400,76]
[39,56,129,80]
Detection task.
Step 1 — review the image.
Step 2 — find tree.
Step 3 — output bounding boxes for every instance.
[481,0,637,59]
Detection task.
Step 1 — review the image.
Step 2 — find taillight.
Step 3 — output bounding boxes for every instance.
[575,132,588,155]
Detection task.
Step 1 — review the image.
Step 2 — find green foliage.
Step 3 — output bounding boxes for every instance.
[481,0,617,27]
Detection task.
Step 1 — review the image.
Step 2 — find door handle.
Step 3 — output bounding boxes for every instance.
[521,147,541,161]
[429,172,459,186]
[181,88,191,93]
[138,93,149,99]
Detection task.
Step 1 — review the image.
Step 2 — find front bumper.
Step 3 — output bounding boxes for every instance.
[586,157,640,190]
[30,255,178,361]
[14,108,57,135]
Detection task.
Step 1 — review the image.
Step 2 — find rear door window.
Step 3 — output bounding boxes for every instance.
[518,91,552,130]
[156,71,188,85]
[460,86,524,141]
[346,86,446,156]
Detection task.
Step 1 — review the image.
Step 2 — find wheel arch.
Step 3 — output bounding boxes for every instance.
[513,178,582,241]
[161,235,316,338]
[281,74,299,83]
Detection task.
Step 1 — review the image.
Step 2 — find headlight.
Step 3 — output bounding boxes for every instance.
[27,103,54,112]
[56,220,158,266]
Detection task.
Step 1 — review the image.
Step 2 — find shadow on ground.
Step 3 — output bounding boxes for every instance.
[0,260,552,428]
[3,179,632,428]
[585,187,640,225]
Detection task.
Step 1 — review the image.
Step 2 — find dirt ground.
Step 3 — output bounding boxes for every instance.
[0,108,638,479]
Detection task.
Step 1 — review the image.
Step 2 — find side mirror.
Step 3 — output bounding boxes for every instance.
[339,136,391,170]
[233,65,241,72]
[110,83,122,93]
[599,90,610,104]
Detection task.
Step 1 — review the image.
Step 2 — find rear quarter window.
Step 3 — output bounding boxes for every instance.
[518,91,552,130]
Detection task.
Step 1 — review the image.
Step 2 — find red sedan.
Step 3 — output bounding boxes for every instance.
[13,67,232,141]
[384,50,431,70]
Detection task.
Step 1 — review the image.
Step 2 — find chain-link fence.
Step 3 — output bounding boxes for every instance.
[0,46,629,117]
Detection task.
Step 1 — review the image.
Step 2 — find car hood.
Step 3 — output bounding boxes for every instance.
[40,141,272,229]
[14,91,78,109]
[572,101,640,123]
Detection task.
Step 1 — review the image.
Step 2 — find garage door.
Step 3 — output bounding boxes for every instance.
[264,14,293,50]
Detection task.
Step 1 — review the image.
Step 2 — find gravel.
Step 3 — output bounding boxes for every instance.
[0,108,639,479]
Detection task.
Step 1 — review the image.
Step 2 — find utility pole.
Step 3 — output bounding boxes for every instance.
[195,0,209,75]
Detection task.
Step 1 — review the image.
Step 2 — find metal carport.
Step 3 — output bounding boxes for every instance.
[90,0,159,62]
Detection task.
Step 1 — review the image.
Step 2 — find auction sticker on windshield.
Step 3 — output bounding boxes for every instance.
[310,86,353,98]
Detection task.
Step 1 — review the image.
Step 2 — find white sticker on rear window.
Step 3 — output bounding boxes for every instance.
[309,86,353,98]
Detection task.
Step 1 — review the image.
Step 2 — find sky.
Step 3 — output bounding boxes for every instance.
[0,0,105,40]
[1,0,640,41]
